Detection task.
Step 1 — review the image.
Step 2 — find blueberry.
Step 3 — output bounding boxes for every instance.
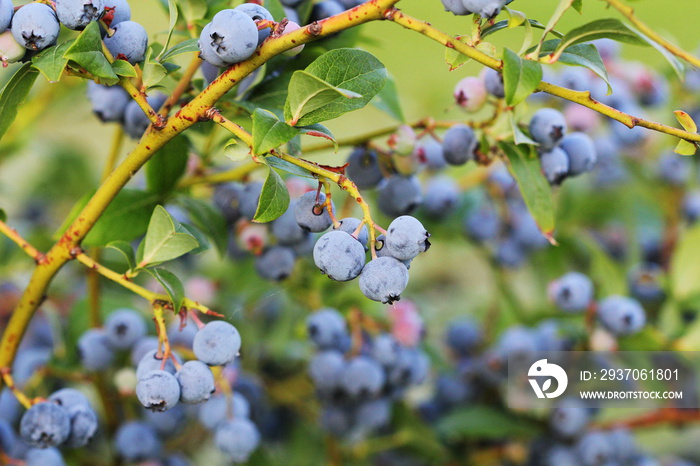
[683,190,700,223]
[597,295,646,335]
[25,448,65,466]
[482,67,505,98]
[193,321,242,366]
[14,347,50,386]
[214,418,260,463]
[355,398,391,432]
[375,234,412,269]
[559,132,597,176]
[104,308,147,350]
[213,183,244,224]
[306,308,348,350]
[77,329,114,371]
[104,20,148,64]
[239,181,264,220]
[540,147,570,185]
[48,388,97,448]
[0,388,21,424]
[56,0,103,30]
[103,0,131,26]
[463,0,509,18]
[255,246,297,281]
[131,336,160,366]
[529,108,567,150]
[610,106,646,146]
[542,445,578,466]
[0,418,18,452]
[0,29,26,66]
[370,334,400,367]
[201,59,220,84]
[454,76,487,112]
[658,152,691,186]
[359,257,410,304]
[549,272,594,313]
[168,318,198,349]
[422,176,460,219]
[320,404,351,436]
[377,175,422,217]
[435,374,472,407]
[313,230,366,281]
[0,0,13,33]
[198,393,250,430]
[576,430,613,466]
[416,136,447,170]
[442,124,477,166]
[308,350,345,393]
[114,421,162,462]
[346,147,384,189]
[207,9,259,64]
[341,356,385,398]
[495,325,537,360]
[281,20,305,56]
[136,370,181,412]
[445,318,482,356]
[464,202,501,243]
[20,402,71,448]
[143,404,185,437]
[549,398,590,438]
[11,3,60,51]
[163,453,191,466]
[295,191,334,232]
[333,217,369,249]
[628,262,665,303]
[271,200,307,245]
[385,216,430,261]
[176,360,215,404]
[136,350,178,379]
[310,0,344,21]
[198,24,231,69]
[339,0,365,7]
[234,3,273,45]
[86,82,131,123]
[441,0,472,15]
[123,93,167,139]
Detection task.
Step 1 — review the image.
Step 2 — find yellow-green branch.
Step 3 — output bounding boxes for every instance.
[0,220,44,263]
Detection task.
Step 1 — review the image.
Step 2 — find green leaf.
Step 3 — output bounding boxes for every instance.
[283,48,387,126]
[156,0,179,61]
[504,7,526,27]
[253,164,290,223]
[159,38,200,62]
[142,47,168,89]
[263,0,286,21]
[371,74,405,123]
[509,112,538,145]
[32,41,72,83]
[298,124,338,151]
[537,39,610,92]
[224,139,251,162]
[140,206,199,265]
[0,208,6,222]
[671,223,700,302]
[554,19,648,56]
[106,240,137,271]
[580,234,626,297]
[266,155,315,179]
[540,0,579,47]
[572,0,583,13]
[502,48,543,106]
[675,139,697,156]
[63,22,119,85]
[144,267,185,311]
[180,0,206,23]
[0,63,39,140]
[482,19,555,40]
[179,223,210,255]
[437,405,541,440]
[675,110,698,133]
[83,190,158,246]
[252,109,300,155]
[500,142,555,240]
[175,196,229,257]
[111,59,137,78]
[285,70,361,126]
[145,135,190,196]
[445,35,473,71]
[626,23,684,79]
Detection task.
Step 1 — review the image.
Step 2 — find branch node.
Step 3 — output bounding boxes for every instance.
[309,21,322,36]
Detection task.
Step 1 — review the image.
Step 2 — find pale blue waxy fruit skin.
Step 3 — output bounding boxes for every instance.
[529,108,567,150]
[442,0,471,15]
[20,402,71,448]
[540,147,570,186]
[254,246,296,281]
[123,93,167,139]
[549,272,594,313]
[385,216,430,261]
[341,356,385,398]
[0,0,13,33]
[87,82,131,123]
[193,321,242,366]
[306,308,347,350]
[359,257,409,304]
[176,360,216,404]
[198,393,250,430]
[104,308,147,349]
[308,350,345,392]
[214,418,261,463]
[333,217,369,249]
[442,124,477,166]
[136,349,179,379]
[77,328,115,371]
[103,0,131,25]
[559,132,597,176]
[48,388,98,448]
[377,175,422,218]
[597,295,646,336]
[313,230,366,282]
[11,3,61,51]
[295,191,334,232]
[104,20,148,64]
[198,23,230,69]
[207,9,258,64]
[25,448,66,466]
[114,421,162,462]
[346,147,384,189]
[56,0,104,30]
[234,3,273,45]
[136,370,181,412]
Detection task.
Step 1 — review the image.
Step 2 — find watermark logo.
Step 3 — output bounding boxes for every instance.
[528,359,568,399]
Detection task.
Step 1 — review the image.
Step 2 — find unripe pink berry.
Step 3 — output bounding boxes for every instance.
[453,76,487,112]
[283,21,304,56]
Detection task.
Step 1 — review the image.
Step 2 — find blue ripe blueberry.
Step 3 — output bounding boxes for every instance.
[11,3,60,51]
[422,176,460,219]
[355,398,391,432]
[482,67,505,98]
[610,105,646,146]
[597,295,646,336]
[86,82,131,123]
[442,124,477,166]
[198,24,230,69]
[255,246,296,281]
[272,201,306,245]
[658,152,692,186]
[371,333,400,367]
[576,430,614,466]
[416,136,447,170]
[163,453,191,466]
[339,0,365,7]
[56,0,103,30]
[136,350,179,379]
[0,30,26,66]
[208,9,258,64]
[542,446,578,466]
[193,321,242,366]
[239,181,263,219]
[529,108,567,150]
[168,318,198,349]
[308,350,345,393]
[313,230,366,281]
[295,191,334,232]
[136,370,181,412]
[464,202,501,243]
[495,325,538,360]
[234,3,273,45]
[445,318,482,356]
[104,0,131,26]
[374,234,412,268]
[283,6,300,24]
[114,421,162,462]
[311,0,344,21]
[320,404,351,436]
[333,217,369,249]
[306,308,348,350]
[559,132,597,176]
[442,0,472,15]
[463,0,509,18]
[550,398,590,438]
[0,0,13,33]
[683,190,700,223]
[377,175,422,218]
[341,356,385,398]
[540,147,570,185]
[549,272,594,313]
[628,262,665,303]
[48,388,97,448]
[77,328,114,371]
[214,418,260,463]
[123,93,167,139]
[435,374,472,407]
[495,237,526,268]
[131,336,159,366]
[385,216,430,261]
[201,60,220,84]
[104,308,147,349]
[25,448,65,466]
[291,231,315,256]
[143,404,185,436]
[0,388,21,424]
[104,20,148,64]
[346,147,384,189]
[359,257,410,304]
[176,360,215,404]
[608,428,637,462]
[20,402,71,448]
[214,183,244,224]
[14,347,50,386]
[198,393,250,430]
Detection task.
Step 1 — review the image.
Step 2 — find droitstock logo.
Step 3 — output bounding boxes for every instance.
[528,359,568,399]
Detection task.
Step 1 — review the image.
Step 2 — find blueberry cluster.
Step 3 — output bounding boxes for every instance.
[306,308,429,439]
[441,0,515,19]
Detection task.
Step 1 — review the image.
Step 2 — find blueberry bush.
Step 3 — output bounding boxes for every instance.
[1,0,700,463]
